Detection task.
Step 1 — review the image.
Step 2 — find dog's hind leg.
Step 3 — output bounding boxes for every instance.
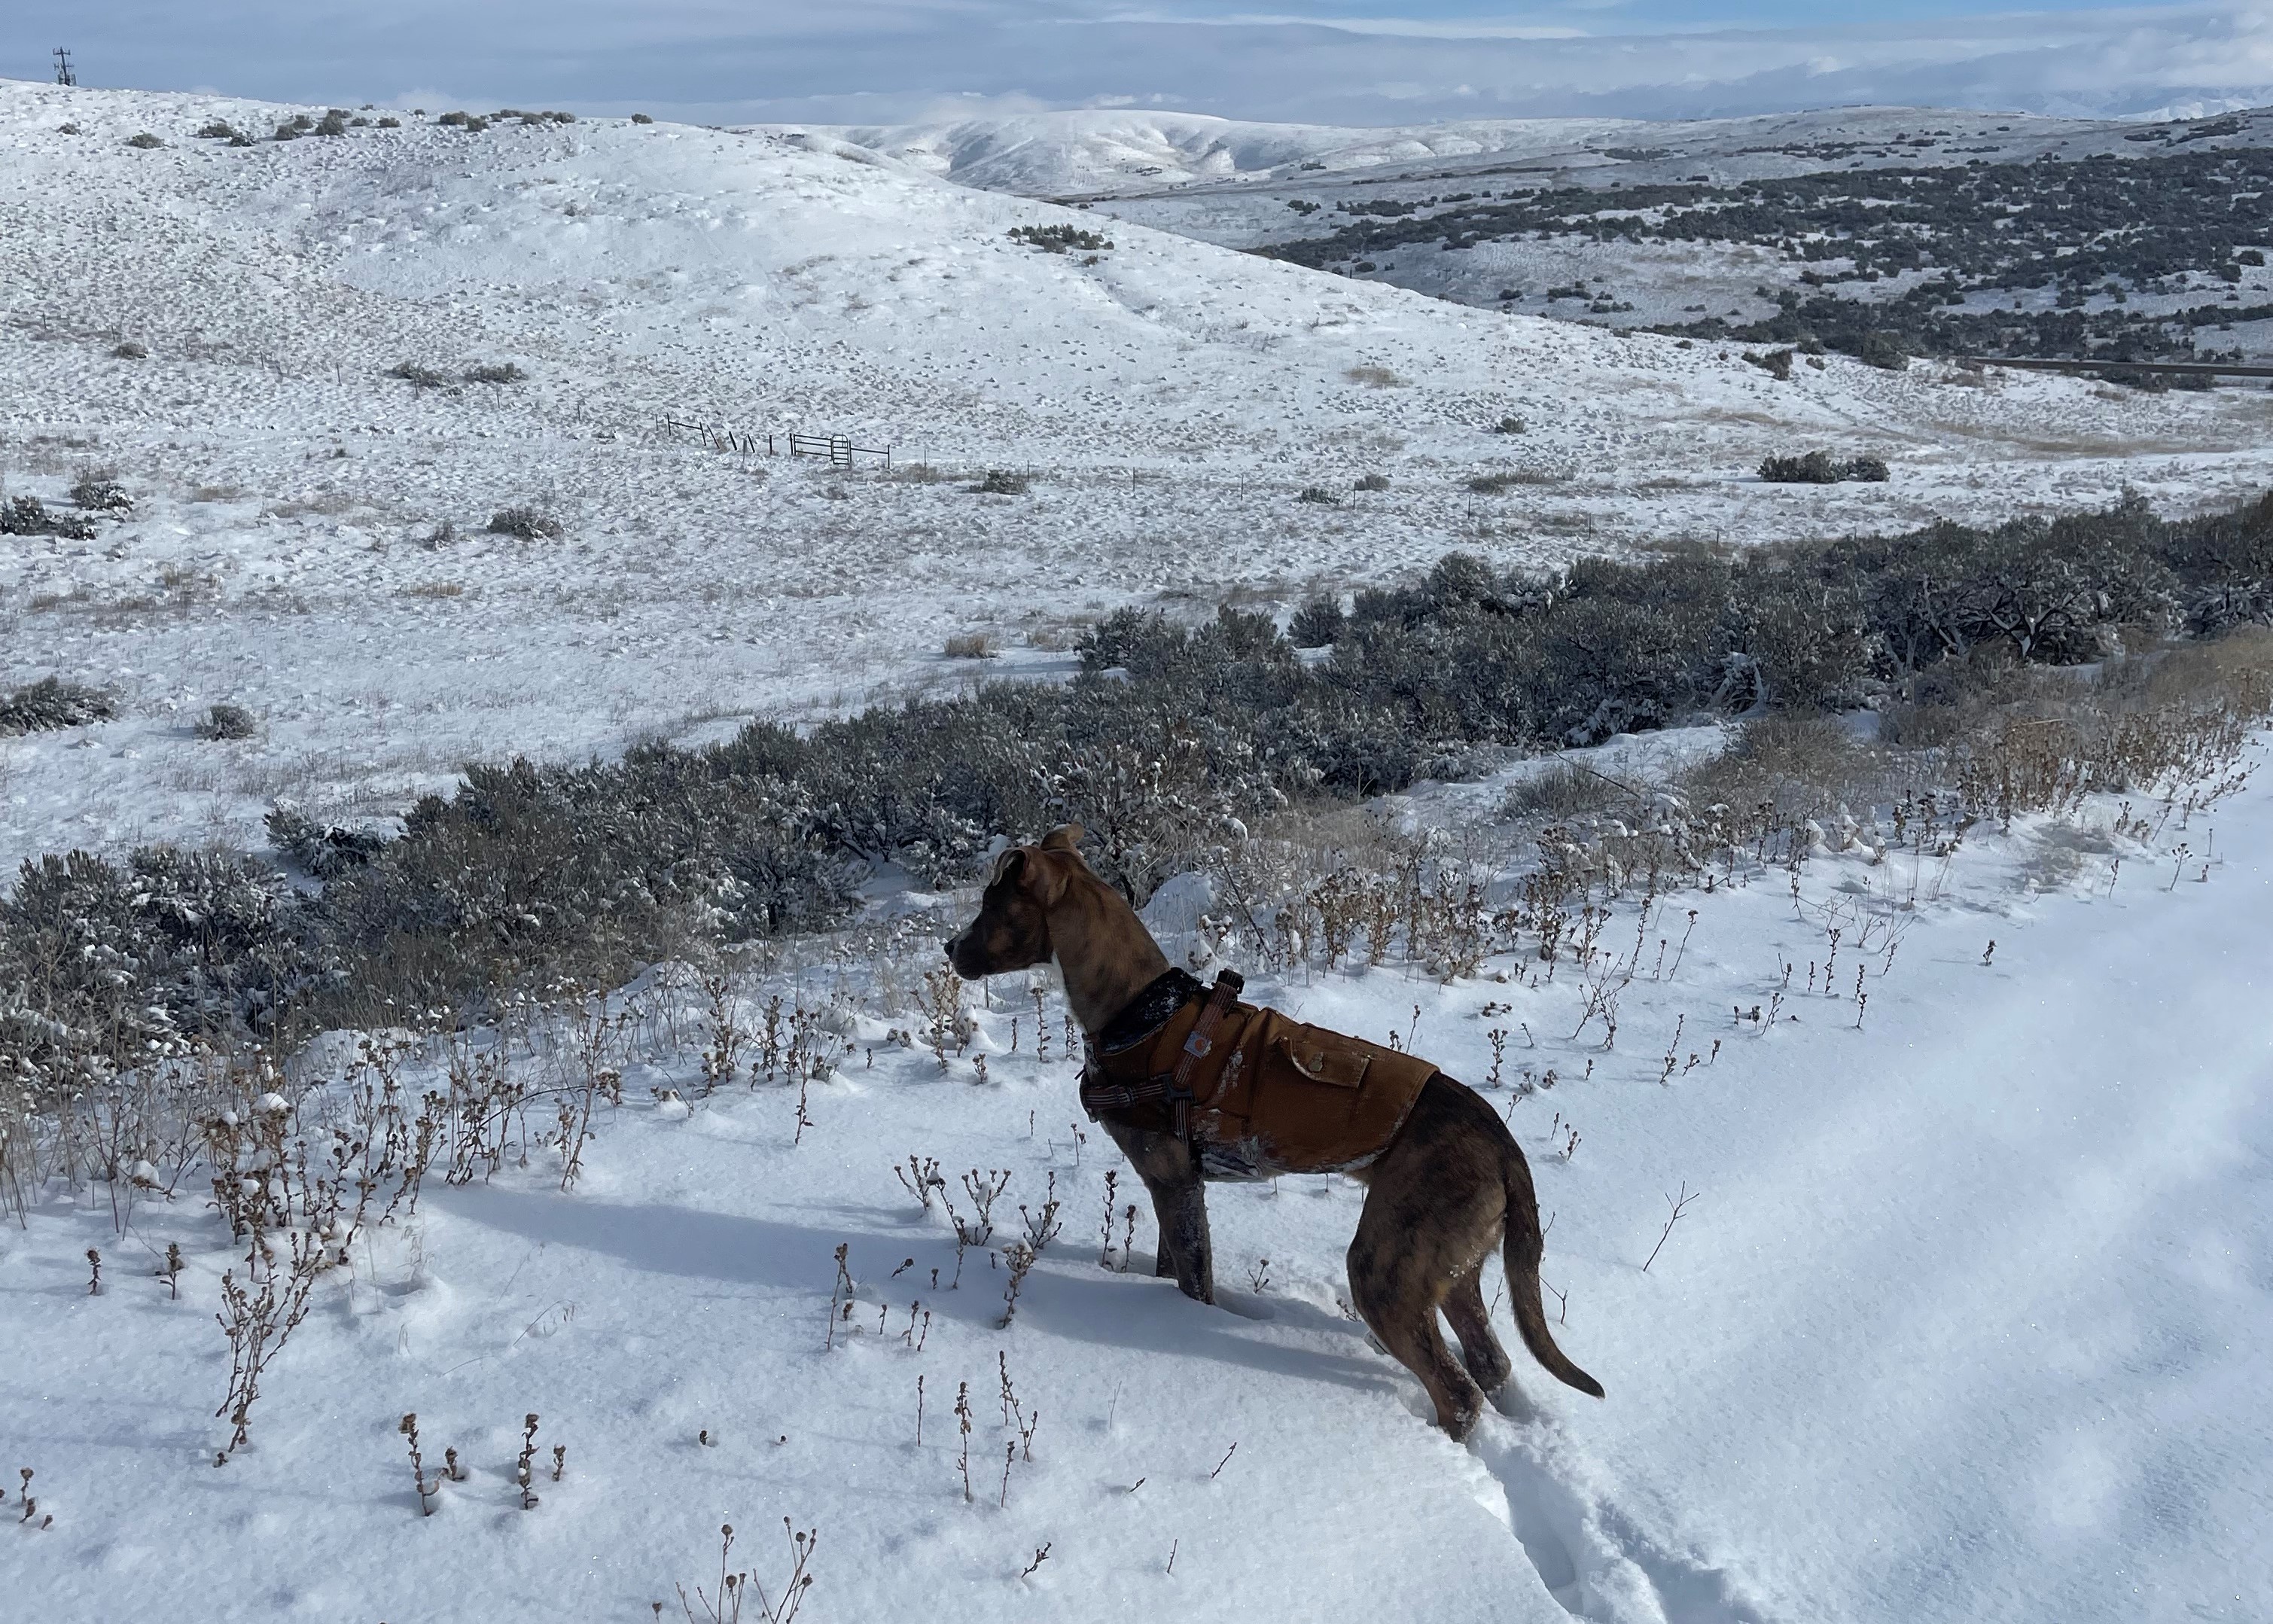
[1348,1202,1485,1440]
[1443,1266,1514,1396]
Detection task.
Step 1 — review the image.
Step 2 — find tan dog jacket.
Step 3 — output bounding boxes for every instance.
[1080,970,1437,1178]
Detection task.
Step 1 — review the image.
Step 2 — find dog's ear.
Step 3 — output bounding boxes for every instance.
[1038,823,1085,853]
[986,848,1026,888]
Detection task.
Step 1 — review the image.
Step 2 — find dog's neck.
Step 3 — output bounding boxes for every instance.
[1047,871,1173,1037]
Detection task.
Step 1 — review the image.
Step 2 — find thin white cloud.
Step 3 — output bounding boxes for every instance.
[12,1,2273,126]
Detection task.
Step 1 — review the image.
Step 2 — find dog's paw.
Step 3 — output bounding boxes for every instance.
[1487,1381,1541,1424]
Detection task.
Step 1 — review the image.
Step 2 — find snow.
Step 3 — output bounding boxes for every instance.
[815,104,2273,338]
[6,728,2270,1621]
[788,108,1651,197]
[5,81,2273,1622]
[10,81,2273,876]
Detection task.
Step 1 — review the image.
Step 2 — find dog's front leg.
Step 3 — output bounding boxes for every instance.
[1103,1122,1215,1304]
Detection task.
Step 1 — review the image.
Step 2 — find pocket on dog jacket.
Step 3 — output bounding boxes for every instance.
[1083,987,1437,1177]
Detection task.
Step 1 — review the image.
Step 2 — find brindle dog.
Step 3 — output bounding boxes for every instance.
[946,824,1602,1438]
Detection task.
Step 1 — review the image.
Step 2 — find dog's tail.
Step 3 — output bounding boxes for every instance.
[1504,1156,1605,1399]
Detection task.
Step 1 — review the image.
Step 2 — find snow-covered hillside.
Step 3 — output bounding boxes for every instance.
[6,78,2273,878]
[816,103,2273,346]
[4,727,2268,1623]
[791,109,1648,197]
[7,76,2273,1624]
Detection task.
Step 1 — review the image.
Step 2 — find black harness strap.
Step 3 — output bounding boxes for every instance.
[1080,968,1245,1139]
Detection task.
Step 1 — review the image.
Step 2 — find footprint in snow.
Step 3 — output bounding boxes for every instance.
[1467,1411,1775,1624]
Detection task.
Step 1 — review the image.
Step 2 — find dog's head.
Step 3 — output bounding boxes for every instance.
[944,824,1088,980]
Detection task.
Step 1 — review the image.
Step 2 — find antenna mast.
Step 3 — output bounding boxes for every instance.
[53,48,77,87]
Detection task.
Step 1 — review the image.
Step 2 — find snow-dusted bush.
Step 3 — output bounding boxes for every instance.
[1296,486,1339,505]
[1,495,98,539]
[970,470,1029,495]
[1007,224,1111,254]
[3,488,2266,1043]
[1354,473,1391,492]
[266,806,388,878]
[1758,450,1846,483]
[1760,451,1889,485]
[69,471,132,511]
[486,505,564,540]
[1,677,116,733]
[462,361,525,385]
[0,846,305,1099]
[196,702,257,741]
[125,133,163,150]
[1288,595,1345,647]
[387,360,452,389]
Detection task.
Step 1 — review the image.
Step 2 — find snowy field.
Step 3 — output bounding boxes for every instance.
[5,733,2268,1623]
[6,80,2273,1624]
[8,81,2273,874]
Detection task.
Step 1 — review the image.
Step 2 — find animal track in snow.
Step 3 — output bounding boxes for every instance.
[1470,1409,1774,1624]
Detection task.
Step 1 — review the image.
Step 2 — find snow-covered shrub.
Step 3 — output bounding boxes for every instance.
[69,470,132,511]
[1007,224,1111,254]
[0,846,306,1100]
[1492,415,1528,434]
[1758,450,1845,484]
[630,112,654,124]
[196,120,238,139]
[462,361,525,385]
[943,632,998,659]
[486,505,564,540]
[970,470,1029,495]
[1288,595,1345,647]
[196,703,258,741]
[1759,451,1889,485]
[1,677,116,734]
[125,133,163,150]
[1839,330,1911,371]
[1744,348,1796,380]
[1296,486,1339,505]
[387,360,452,389]
[313,110,351,137]
[1,495,98,538]
[1,487,2263,1040]
[266,806,387,878]
[1354,473,1391,492]
[113,340,148,358]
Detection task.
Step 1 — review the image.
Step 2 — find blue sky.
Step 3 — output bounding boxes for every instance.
[14,2,2273,126]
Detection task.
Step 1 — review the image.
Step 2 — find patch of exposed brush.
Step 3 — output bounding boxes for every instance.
[1759,450,1890,484]
[2,677,117,735]
[486,506,564,540]
[2,496,98,539]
